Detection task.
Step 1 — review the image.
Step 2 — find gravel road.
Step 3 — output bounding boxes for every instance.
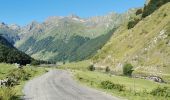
[23,70,120,100]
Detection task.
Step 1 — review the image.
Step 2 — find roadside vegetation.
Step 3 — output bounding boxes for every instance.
[58,60,170,100]
[0,63,47,100]
[123,63,134,76]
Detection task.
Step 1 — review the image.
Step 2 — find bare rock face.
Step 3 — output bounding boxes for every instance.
[134,75,164,83]
[9,24,20,30]
[146,76,164,83]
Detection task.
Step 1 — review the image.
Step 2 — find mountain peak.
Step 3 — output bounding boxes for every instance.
[68,14,80,19]
[9,24,20,30]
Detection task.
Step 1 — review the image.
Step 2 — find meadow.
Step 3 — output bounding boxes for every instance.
[59,60,170,100]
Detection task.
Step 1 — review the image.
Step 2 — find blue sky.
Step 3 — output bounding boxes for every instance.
[0,0,146,26]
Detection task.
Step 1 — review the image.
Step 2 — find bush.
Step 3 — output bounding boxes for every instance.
[4,68,33,87]
[150,87,170,97]
[101,80,125,91]
[88,65,95,71]
[105,66,110,72]
[136,8,143,15]
[30,60,41,66]
[127,18,141,29]
[8,69,31,81]
[142,0,170,18]
[123,63,134,76]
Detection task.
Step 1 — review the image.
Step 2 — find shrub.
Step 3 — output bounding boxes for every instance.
[88,65,95,71]
[163,13,167,17]
[30,60,40,66]
[136,8,143,15]
[8,69,31,81]
[150,87,170,97]
[101,80,125,91]
[127,18,141,29]
[4,68,33,87]
[142,0,170,18]
[123,63,134,76]
[105,66,110,72]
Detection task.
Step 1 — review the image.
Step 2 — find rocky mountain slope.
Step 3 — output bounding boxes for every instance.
[0,22,20,45]
[12,11,135,62]
[93,2,170,79]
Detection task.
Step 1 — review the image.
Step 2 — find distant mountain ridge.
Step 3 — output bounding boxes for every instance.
[0,22,20,45]
[0,8,137,62]
[0,10,135,62]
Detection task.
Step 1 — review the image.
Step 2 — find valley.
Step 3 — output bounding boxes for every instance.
[0,0,170,100]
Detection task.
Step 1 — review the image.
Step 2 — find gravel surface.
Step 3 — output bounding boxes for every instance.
[23,70,120,100]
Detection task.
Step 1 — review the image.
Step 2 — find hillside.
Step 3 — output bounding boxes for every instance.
[142,0,170,18]
[0,35,32,65]
[14,11,135,62]
[93,2,170,79]
[0,22,20,45]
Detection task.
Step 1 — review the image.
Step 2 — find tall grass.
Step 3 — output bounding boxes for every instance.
[0,87,16,100]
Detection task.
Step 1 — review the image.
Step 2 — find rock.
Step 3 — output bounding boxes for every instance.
[146,76,164,83]
[133,75,164,83]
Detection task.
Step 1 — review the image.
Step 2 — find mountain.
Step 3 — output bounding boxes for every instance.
[93,2,170,79]
[0,22,20,45]
[14,11,135,62]
[0,35,32,65]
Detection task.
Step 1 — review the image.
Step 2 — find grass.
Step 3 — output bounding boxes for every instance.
[0,63,47,100]
[0,63,15,79]
[59,60,170,100]
[58,60,91,71]
[14,67,48,96]
[92,3,170,79]
[74,70,170,91]
[74,70,170,100]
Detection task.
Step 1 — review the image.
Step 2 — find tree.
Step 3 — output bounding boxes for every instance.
[127,18,141,29]
[123,63,134,76]
[136,8,143,15]
[105,66,110,72]
[142,0,170,18]
[88,65,95,71]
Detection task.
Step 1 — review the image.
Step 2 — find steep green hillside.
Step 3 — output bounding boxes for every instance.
[0,35,32,65]
[18,29,114,62]
[142,0,170,18]
[68,29,115,61]
[15,12,135,62]
[93,3,170,80]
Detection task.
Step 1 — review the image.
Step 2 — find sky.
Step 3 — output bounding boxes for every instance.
[0,0,146,26]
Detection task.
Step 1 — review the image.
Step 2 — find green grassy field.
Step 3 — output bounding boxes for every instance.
[58,60,91,71]
[59,60,170,100]
[74,70,170,100]
[0,63,16,79]
[0,63,47,100]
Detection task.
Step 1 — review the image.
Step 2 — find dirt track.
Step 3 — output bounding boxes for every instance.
[23,70,120,100]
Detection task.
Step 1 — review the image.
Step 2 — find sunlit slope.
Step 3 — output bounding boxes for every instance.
[93,3,170,75]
